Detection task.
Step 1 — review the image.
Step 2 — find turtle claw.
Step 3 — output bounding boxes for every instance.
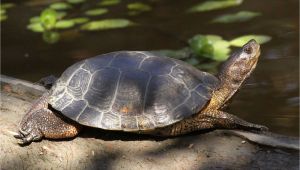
[14,127,42,145]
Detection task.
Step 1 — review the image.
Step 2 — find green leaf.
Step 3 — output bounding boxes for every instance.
[212,11,261,23]
[40,9,57,30]
[188,0,243,12]
[67,0,85,4]
[189,35,214,57]
[212,40,230,61]
[85,8,108,16]
[0,14,7,22]
[49,2,71,10]
[230,35,272,47]
[55,20,75,29]
[98,0,121,6]
[1,3,15,9]
[1,9,6,15]
[56,11,67,19]
[188,34,231,61]
[69,17,89,24]
[81,19,134,31]
[27,23,45,32]
[43,31,60,44]
[127,2,152,11]
[29,16,40,23]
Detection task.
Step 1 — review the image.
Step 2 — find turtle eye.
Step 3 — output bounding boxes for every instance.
[244,46,252,54]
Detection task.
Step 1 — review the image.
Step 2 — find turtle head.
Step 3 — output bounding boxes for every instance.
[219,39,260,85]
[208,40,261,109]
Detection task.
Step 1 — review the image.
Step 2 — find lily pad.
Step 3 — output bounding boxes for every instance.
[81,19,134,31]
[50,2,71,10]
[67,0,85,4]
[70,17,89,24]
[230,35,272,47]
[1,3,15,9]
[189,34,231,61]
[55,20,75,29]
[98,0,121,6]
[0,14,7,22]
[30,16,40,23]
[212,11,261,23]
[1,9,5,15]
[40,9,57,30]
[127,2,152,11]
[56,11,67,19]
[188,0,243,12]
[43,31,60,44]
[85,8,108,16]
[27,23,45,32]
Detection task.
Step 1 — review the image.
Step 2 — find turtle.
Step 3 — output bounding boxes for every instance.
[15,39,268,145]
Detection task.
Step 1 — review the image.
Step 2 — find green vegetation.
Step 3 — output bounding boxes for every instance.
[3,0,271,70]
[85,8,108,16]
[229,35,272,47]
[188,0,243,12]
[212,11,261,23]
[1,3,15,22]
[81,19,134,31]
[98,0,121,6]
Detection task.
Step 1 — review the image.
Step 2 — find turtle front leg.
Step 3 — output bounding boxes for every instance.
[15,94,81,145]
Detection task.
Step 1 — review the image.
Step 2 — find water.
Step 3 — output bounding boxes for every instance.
[1,0,299,136]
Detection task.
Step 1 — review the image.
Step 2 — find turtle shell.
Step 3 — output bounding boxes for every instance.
[48,51,219,131]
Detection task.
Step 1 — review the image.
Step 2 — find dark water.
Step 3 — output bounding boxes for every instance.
[2,0,299,136]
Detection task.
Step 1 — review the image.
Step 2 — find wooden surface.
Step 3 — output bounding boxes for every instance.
[0,75,299,170]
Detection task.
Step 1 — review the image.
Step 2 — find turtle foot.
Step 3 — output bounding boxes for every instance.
[14,127,43,145]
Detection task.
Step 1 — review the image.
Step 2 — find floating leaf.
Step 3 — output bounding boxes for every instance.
[1,9,5,15]
[189,35,214,57]
[43,31,60,44]
[67,0,85,4]
[230,35,272,47]
[56,11,67,19]
[212,40,230,61]
[40,9,57,30]
[98,0,121,6]
[1,3,15,9]
[55,20,75,29]
[188,0,243,12]
[85,8,108,16]
[189,34,231,61]
[50,2,71,10]
[0,14,7,21]
[30,16,40,23]
[81,19,134,31]
[212,11,261,23]
[27,23,45,32]
[127,2,152,11]
[70,17,89,24]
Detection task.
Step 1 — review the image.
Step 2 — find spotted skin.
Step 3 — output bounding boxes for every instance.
[15,93,81,145]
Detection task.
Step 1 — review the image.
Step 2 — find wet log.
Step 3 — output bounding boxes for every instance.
[0,75,299,170]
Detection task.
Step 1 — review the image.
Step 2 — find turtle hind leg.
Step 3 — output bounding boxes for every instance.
[15,107,81,145]
[153,110,268,137]
[203,110,268,131]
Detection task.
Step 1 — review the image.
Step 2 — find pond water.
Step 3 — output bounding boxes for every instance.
[2,0,299,136]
